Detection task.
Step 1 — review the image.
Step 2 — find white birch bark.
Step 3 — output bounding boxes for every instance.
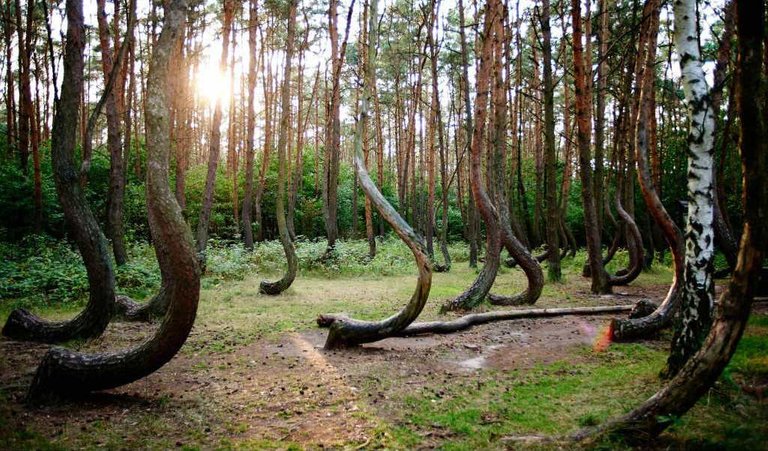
[668,0,717,375]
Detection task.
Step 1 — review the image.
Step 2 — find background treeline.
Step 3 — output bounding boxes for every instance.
[0,0,743,263]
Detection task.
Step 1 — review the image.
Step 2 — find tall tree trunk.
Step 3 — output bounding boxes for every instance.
[97,0,129,265]
[540,0,561,281]
[15,0,30,174]
[664,0,717,378]
[27,0,202,401]
[572,0,610,294]
[322,0,351,253]
[227,19,239,231]
[254,62,274,242]
[428,0,451,272]
[242,0,259,250]
[711,0,738,270]
[3,1,16,162]
[196,0,234,261]
[457,0,479,269]
[259,0,298,295]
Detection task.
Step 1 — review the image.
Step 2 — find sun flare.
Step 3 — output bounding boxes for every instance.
[195,64,231,108]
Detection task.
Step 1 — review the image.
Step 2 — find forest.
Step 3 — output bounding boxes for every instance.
[0,0,766,447]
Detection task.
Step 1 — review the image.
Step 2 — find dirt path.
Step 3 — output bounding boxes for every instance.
[2,273,753,449]
[0,307,644,448]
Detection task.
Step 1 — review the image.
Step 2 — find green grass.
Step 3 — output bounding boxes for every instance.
[384,344,665,450]
[0,239,764,449]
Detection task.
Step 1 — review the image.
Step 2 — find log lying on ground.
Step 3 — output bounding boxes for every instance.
[27,0,200,402]
[317,0,431,349]
[395,304,636,337]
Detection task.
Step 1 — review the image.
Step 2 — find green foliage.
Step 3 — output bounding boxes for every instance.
[0,235,89,307]
[0,237,471,310]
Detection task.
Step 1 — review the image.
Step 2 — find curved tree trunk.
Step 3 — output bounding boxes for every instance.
[27,0,201,402]
[607,187,644,286]
[441,0,502,312]
[317,0,432,349]
[487,10,544,308]
[259,0,298,296]
[610,0,684,341]
[2,0,115,344]
[576,6,766,439]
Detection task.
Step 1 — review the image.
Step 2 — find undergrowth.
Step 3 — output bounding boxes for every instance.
[0,235,472,309]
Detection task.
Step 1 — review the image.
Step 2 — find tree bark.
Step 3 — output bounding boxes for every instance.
[540,0,561,281]
[400,305,634,337]
[96,0,129,266]
[576,4,766,439]
[259,0,298,296]
[488,3,543,307]
[242,0,260,250]
[27,0,201,402]
[196,0,234,262]
[441,0,503,312]
[610,0,683,341]
[428,1,451,272]
[664,0,717,378]
[2,0,115,344]
[322,0,353,253]
[317,0,432,349]
[572,0,610,294]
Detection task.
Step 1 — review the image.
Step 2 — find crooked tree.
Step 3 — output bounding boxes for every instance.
[27,0,202,402]
[259,0,299,295]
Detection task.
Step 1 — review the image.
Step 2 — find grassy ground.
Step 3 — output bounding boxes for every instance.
[0,240,766,449]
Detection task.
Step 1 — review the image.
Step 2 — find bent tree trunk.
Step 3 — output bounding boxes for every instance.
[487,11,544,308]
[27,0,201,402]
[317,0,432,349]
[259,0,298,295]
[2,0,115,344]
[607,175,644,287]
[611,0,684,341]
[441,0,502,312]
[576,5,766,440]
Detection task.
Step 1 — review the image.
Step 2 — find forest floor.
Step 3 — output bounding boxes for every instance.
[1,260,767,449]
